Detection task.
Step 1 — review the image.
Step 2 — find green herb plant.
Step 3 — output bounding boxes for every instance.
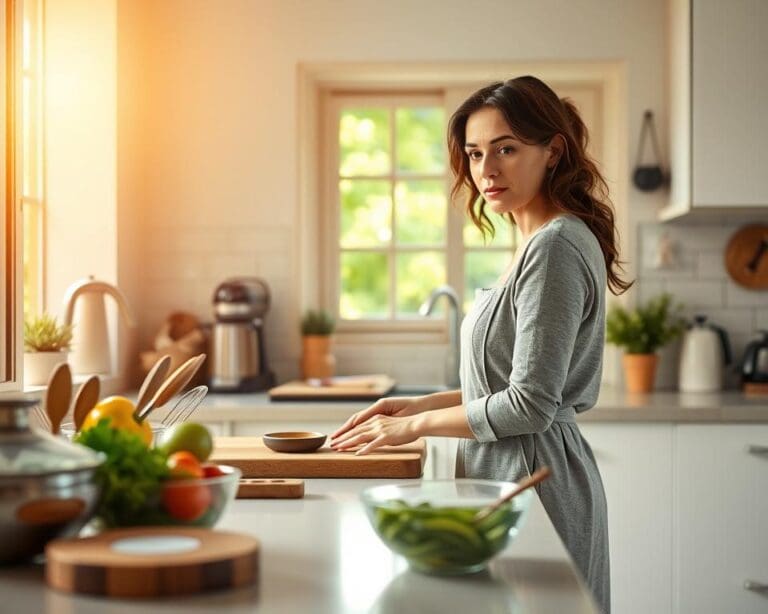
[75,419,170,527]
[23,312,73,352]
[301,309,335,336]
[606,293,685,354]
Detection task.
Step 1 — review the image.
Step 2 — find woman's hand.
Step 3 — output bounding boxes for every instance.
[329,413,422,456]
[331,396,426,441]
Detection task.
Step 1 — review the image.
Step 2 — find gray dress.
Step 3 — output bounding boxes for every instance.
[456,214,610,614]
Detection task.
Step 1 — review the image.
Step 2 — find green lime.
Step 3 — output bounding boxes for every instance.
[157,422,213,462]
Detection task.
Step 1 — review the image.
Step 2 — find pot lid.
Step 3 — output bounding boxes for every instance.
[0,396,103,476]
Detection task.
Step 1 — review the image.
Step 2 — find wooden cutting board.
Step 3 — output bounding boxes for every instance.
[46,527,259,598]
[237,478,305,499]
[211,437,426,478]
[268,374,396,401]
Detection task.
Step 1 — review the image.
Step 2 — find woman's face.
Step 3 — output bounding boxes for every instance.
[464,106,555,215]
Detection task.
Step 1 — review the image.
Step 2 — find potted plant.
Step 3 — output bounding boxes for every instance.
[606,293,685,393]
[23,313,74,386]
[300,309,336,381]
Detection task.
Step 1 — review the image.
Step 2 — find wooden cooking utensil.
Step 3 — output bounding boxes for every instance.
[133,354,172,420]
[473,466,552,523]
[136,354,206,422]
[46,527,259,598]
[72,375,101,431]
[45,362,72,435]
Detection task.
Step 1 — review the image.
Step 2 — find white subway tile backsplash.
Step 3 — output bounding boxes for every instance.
[637,221,768,390]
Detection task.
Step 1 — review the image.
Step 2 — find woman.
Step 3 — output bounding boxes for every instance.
[330,76,631,614]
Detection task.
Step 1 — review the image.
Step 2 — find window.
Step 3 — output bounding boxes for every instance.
[20,0,43,318]
[322,92,518,333]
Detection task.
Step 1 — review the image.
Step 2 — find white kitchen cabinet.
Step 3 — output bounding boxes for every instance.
[578,423,675,614]
[674,425,768,614]
[663,0,768,220]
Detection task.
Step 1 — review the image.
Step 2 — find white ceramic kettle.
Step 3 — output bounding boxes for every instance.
[678,315,732,392]
[62,276,136,375]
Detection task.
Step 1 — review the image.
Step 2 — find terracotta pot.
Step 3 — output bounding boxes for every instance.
[23,351,69,386]
[301,335,336,380]
[622,353,659,393]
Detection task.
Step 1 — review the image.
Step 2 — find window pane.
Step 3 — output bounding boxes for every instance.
[463,216,517,247]
[340,252,389,319]
[396,251,446,317]
[339,108,390,176]
[394,180,446,246]
[464,250,511,311]
[339,179,392,248]
[396,107,445,173]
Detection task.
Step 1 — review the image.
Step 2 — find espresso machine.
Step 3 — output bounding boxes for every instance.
[209,277,275,392]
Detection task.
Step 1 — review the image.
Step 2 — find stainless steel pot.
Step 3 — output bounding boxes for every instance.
[0,395,103,564]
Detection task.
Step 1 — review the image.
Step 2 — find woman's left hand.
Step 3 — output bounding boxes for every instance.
[330,414,421,455]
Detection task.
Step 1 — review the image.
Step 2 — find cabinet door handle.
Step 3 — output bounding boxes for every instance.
[744,580,768,593]
[747,445,768,456]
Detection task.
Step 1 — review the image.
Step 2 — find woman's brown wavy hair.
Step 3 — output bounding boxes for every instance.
[447,76,632,295]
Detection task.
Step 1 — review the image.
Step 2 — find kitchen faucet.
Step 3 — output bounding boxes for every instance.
[419,285,462,389]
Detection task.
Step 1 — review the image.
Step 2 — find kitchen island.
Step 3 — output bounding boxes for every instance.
[2,479,598,613]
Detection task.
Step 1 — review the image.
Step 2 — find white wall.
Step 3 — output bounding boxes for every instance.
[116,0,670,385]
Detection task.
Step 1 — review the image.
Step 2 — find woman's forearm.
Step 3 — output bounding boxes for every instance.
[413,404,475,439]
[413,389,463,412]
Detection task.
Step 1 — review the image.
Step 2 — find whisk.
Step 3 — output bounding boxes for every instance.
[161,385,208,427]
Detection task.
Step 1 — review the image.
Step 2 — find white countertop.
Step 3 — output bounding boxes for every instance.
[160,386,768,425]
[1,479,597,613]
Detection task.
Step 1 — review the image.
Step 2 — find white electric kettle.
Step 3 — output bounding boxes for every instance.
[62,276,136,375]
[678,315,732,392]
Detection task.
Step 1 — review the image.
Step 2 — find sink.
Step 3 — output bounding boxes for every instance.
[388,384,451,397]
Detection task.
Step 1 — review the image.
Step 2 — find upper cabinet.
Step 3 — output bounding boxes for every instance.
[662,0,768,220]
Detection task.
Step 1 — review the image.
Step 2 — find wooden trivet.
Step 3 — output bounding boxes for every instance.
[237,478,304,499]
[46,527,259,598]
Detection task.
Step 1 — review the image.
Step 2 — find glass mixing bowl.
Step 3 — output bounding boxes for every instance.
[361,479,533,575]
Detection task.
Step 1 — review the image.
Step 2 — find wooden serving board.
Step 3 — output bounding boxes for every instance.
[237,478,304,499]
[46,527,259,598]
[268,374,396,401]
[211,437,426,478]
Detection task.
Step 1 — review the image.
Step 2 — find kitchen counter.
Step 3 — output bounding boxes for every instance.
[161,386,768,425]
[0,479,597,613]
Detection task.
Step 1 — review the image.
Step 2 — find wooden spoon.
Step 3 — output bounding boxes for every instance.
[45,362,72,435]
[136,354,206,422]
[473,466,552,523]
[134,354,172,419]
[72,375,101,431]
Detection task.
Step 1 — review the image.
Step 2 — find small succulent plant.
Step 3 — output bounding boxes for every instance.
[300,309,335,336]
[24,313,74,352]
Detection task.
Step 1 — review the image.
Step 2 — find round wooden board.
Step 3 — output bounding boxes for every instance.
[45,527,259,598]
[724,224,768,289]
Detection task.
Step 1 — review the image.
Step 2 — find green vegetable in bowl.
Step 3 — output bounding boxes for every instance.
[370,500,522,574]
[75,419,170,527]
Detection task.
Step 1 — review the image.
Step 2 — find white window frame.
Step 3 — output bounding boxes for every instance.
[298,62,627,347]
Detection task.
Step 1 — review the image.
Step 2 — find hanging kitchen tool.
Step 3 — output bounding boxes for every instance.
[632,110,666,192]
[61,276,137,376]
[136,354,206,422]
[72,375,101,431]
[45,363,72,435]
[724,224,768,290]
[134,354,172,418]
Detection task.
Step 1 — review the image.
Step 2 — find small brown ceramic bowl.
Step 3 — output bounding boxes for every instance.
[263,431,327,453]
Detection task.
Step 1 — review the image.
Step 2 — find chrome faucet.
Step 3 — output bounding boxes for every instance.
[419,285,462,389]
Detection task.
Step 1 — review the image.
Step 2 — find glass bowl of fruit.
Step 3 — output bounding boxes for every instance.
[360,479,533,576]
[74,420,240,529]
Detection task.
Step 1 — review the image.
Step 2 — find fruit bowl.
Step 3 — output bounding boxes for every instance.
[60,421,167,445]
[360,479,532,575]
[106,465,241,529]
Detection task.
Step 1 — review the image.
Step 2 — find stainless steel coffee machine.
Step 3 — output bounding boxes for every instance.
[210,277,275,392]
